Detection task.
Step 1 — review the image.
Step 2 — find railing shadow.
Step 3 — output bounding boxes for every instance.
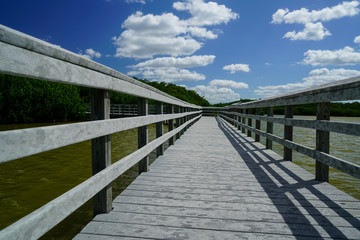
[216,117,360,239]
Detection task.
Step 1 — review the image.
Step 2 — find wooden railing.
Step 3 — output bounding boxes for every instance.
[217,76,360,181]
[0,25,202,239]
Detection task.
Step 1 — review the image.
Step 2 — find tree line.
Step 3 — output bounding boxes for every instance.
[1,74,358,124]
[0,74,210,123]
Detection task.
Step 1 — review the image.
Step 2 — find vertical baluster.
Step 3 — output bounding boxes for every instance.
[255,108,261,142]
[266,107,274,149]
[138,97,149,173]
[156,101,163,157]
[237,108,241,131]
[176,106,180,140]
[241,109,246,134]
[168,104,174,145]
[91,89,112,216]
[284,105,293,161]
[247,109,252,137]
[316,102,330,182]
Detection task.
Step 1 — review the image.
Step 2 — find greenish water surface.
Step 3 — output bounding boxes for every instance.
[0,122,168,239]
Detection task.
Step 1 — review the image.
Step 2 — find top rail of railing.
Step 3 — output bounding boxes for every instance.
[0,24,200,109]
[224,76,360,109]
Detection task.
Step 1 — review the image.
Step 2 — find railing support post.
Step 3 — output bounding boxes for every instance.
[247,109,252,137]
[176,106,180,140]
[284,105,293,161]
[266,107,274,149]
[168,104,174,145]
[255,108,261,142]
[241,109,246,134]
[156,102,164,157]
[138,97,149,173]
[91,89,112,216]
[316,102,330,182]
[237,109,241,130]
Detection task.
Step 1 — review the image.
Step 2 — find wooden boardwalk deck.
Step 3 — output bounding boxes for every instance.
[74,117,360,240]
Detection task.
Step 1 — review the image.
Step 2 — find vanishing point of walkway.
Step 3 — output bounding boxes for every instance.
[75,117,360,239]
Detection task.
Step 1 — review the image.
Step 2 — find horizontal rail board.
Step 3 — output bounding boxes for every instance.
[0,111,201,163]
[221,111,360,137]
[226,76,360,109]
[0,25,199,109]
[220,114,360,179]
[0,115,201,240]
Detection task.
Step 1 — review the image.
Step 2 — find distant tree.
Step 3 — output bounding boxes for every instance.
[0,74,87,123]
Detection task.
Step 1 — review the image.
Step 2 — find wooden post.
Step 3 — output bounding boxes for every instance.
[255,108,261,142]
[247,109,252,137]
[138,97,149,173]
[155,101,163,157]
[91,89,112,216]
[176,106,180,140]
[241,109,246,134]
[168,104,174,145]
[316,102,330,182]
[237,109,241,130]
[266,107,274,149]
[284,105,293,161]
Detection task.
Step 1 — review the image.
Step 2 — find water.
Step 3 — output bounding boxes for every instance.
[0,116,359,239]
[0,122,168,239]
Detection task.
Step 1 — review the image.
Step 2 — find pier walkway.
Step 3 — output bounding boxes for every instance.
[75,117,360,239]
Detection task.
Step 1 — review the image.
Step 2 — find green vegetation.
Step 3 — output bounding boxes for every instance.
[0,74,87,123]
[135,77,210,106]
[2,73,358,124]
[0,75,210,123]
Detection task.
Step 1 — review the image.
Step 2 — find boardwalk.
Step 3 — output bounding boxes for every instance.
[74,117,360,239]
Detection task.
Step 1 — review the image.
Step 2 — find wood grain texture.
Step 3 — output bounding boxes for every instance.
[75,117,360,240]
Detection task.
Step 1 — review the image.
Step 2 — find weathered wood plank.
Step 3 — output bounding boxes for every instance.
[74,117,360,240]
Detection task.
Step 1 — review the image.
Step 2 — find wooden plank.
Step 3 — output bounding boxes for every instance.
[74,117,360,240]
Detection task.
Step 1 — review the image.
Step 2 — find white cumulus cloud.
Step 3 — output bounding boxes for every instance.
[209,79,248,89]
[272,1,360,41]
[191,85,240,104]
[78,48,101,60]
[173,0,239,26]
[255,68,360,97]
[129,55,215,69]
[354,35,360,43]
[191,79,248,104]
[272,1,360,24]
[127,55,215,82]
[128,68,205,82]
[223,64,250,74]
[302,46,360,66]
[283,22,331,41]
[113,1,238,59]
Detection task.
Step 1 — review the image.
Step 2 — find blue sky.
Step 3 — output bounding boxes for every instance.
[1,0,360,104]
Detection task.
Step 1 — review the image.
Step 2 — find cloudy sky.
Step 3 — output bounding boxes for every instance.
[1,0,360,103]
